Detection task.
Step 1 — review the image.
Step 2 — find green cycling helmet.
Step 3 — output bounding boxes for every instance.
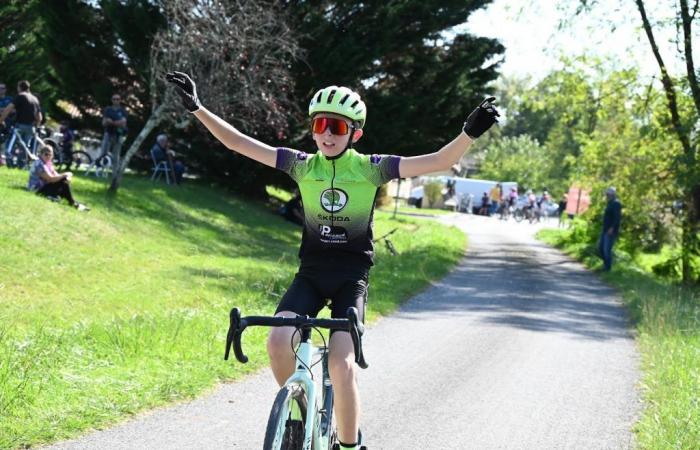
[308,86,366,128]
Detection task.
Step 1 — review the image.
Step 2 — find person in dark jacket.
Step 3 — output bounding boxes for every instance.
[598,187,622,271]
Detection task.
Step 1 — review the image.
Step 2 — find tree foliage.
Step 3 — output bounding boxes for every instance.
[284,1,504,156]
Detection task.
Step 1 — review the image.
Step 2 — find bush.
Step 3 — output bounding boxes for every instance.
[423,182,442,208]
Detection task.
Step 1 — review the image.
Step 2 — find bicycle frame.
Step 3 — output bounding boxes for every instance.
[5,127,38,166]
[272,338,333,450]
[226,308,367,450]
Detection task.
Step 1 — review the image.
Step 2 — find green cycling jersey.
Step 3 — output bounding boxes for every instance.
[276,147,401,266]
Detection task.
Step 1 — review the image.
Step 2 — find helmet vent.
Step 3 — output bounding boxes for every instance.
[327,89,337,103]
[350,100,359,108]
[355,108,364,116]
[339,94,350,105]
[315,91,323,103]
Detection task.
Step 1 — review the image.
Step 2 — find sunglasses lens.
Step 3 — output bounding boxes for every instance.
[330,119,349,135]
[312,118,328,134]
[311,117,349,135]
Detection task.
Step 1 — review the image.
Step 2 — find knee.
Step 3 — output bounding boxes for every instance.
[329,349,356,385]
[267,328,294,360]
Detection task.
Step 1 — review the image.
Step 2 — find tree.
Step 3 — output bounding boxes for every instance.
[108,0,302,194]
[476,134,553,191]
[572,0,700,283]
[0,1,59,112]
[283,1,504,157]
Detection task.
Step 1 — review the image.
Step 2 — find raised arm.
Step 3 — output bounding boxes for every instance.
[399,97,499,178]
[166,71,277,168]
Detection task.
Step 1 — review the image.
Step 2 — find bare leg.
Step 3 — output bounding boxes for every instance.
[329,331,360,445]
[266,310,300,386]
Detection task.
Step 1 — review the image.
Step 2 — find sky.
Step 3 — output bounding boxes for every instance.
[463,0,692,83]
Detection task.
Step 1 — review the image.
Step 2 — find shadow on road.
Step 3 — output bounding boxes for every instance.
[395,232,633,342]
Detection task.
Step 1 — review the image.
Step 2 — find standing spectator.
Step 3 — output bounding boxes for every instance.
[558,193,568,228]
[0,80,42,168]
[0,82,13,127]
[58,121,75,168]
[27,145,89,211]
[150,134,186,184]
[479,191,490,215]
[598,187,622,272]
[0,82,10,166]
[489,183,501,215]
[508,186,518,207]
[99,93,128,171]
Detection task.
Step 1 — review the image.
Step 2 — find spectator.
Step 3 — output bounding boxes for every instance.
[99,93,128,171]
[0,82,13,127]
[58,121,75,168]
[151,134,186,184]
[489,183,501,215]
[27,145,89,211]
[598,187,622,271]
[0,80,42,168]
[558,193,568,228]
[478,191,490,215]
[280,189,304,226]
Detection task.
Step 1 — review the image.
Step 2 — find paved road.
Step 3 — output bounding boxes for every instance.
[45,214,640,450]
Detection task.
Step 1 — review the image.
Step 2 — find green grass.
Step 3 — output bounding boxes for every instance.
[0,168,466,449]
[539,228,700,449]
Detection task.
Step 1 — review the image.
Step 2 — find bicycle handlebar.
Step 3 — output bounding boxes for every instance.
[225,307,368,369]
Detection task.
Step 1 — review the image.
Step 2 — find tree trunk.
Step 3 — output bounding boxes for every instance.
[108,104,166,194]
[635,0,698,283]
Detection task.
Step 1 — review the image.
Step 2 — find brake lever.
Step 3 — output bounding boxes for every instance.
[347,307,368,369]
[225,308,249,363]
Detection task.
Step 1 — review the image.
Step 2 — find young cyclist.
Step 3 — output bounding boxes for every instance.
[166,71,499,450]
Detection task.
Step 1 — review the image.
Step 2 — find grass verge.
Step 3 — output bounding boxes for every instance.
[0,168,465,449]
[538,228,700,449]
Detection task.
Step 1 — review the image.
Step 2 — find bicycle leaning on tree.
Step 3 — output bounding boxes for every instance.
[226,307,369,450]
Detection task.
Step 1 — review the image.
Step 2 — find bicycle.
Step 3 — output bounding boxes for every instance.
[226,307,369,450]
[373,228,398,256]
[2,125,40,168]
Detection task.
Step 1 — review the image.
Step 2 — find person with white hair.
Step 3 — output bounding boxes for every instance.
[598,186,622,271]
[150,133,185,184]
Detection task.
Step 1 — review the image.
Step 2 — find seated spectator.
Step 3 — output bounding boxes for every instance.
[151,133,185,184]
[28,146,89,211]
[280,189,304,226]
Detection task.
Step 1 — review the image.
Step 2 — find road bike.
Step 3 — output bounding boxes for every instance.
[226,307,368,450]
[374,228,398,256]
[2,125,40,168]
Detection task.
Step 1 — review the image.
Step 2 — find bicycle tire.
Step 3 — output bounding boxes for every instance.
[263,385,308,450]
[513,209,524,223]
[70,151,92,171]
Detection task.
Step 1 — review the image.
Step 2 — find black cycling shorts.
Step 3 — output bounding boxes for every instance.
[275,262,368,323]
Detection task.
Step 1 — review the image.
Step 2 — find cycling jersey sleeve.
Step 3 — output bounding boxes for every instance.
[276,147,311,182]
[364,154,401,186]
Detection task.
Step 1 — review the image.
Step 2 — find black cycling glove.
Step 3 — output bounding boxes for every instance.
[165,71,201,112]
[463,97,500,139]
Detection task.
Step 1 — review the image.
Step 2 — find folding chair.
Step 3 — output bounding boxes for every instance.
[150,149,171,184]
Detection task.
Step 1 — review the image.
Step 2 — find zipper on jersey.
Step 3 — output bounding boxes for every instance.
[330,159,336,229]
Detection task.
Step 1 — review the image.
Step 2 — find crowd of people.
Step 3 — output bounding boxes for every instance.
[0,79,188,211]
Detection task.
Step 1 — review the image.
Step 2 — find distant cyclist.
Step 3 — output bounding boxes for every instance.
[0,80,42,167]
[166,71,499,450]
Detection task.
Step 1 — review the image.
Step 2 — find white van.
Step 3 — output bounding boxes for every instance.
[409,177,518,211]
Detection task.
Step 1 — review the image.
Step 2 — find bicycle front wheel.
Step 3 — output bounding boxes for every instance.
[67,151,92,171]
[263,385,308,450]
[514,209,524,223]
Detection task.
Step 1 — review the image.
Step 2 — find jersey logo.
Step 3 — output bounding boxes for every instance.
[320,188,348,213]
